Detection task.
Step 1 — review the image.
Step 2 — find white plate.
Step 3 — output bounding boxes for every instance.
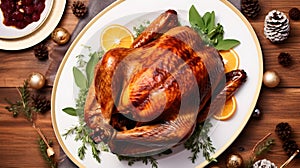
[0,0,65,50]
[0,0,53,39]
[51,0,263,167]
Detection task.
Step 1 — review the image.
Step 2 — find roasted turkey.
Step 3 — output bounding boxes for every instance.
[84,9,247,157]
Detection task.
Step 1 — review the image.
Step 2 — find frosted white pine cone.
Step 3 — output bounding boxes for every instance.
[253,159,277,168]
[264,10,290,43]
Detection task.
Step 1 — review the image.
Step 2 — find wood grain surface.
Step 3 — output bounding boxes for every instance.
[1,0,300,167]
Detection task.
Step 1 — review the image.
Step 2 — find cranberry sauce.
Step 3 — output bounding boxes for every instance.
[0,0,46,29]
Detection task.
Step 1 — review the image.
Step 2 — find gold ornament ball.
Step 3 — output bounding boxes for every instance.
[263,70,280,88]
[226,154,243,168]
[28,72,46,90]
[51,27,71,45]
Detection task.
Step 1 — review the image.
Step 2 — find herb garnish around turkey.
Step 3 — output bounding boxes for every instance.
[189,5,240,50]
[184,120,216,163]
[62,47,107,163]
[118,155,159,168]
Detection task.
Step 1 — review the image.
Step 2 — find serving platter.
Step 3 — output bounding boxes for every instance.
[0,0,65,50]
[51,0,263,167]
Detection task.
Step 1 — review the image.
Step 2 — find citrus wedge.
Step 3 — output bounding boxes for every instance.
[100,24,134,52]
[219,49,240,73]
[213,96,237,121]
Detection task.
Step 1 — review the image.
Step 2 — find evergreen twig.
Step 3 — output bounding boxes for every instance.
[39,138,57,168]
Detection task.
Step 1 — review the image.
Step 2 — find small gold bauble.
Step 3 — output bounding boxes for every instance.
[51,27,71,45]
[226,154,243,168]
[28,72,46,90]
[263,70,280,88]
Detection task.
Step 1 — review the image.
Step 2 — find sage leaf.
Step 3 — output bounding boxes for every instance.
[73,67,88,89]
[207,11,215,32]
[202,12,212,33]
[86,53,100,86]
[215,39,240,51]
[62,107,78,116]
[189,5,205,30]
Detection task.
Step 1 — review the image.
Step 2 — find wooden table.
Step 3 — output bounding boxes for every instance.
[1,0,300,167]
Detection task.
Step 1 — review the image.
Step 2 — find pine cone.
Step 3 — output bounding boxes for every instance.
[72,1,87,18]
[33,43,48,60]
[289,8,300,21]
[264,10,290,43]
[282,140,300,157]
[241,0,261,19]
[31,94,51,113]
[278,52,292,67]
[275,122,292,141]
[253,159,277,168]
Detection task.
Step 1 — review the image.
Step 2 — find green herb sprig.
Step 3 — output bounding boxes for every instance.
[118,155,158,168]
[245,138,275,167]
[63,123,103,163]
[4,80,51,121]
[5,81,32,120]
[184,120,216,163]
[189,5,240,50]
[62,47,105,163]
[133,20,150,38]
[39,138,57,168]
[62,48,103,117]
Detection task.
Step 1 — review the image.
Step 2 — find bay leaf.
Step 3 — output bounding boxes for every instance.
[86,53,100,86]
[189,5,205,30]
[73,67,87,89]
[62,107,78,116]
[207,11,215,32]
[215,39,240,51]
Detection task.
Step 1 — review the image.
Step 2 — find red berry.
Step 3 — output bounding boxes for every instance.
[24,6,34,14]
[32,13,40,22]
[23,0,33,5]
[35,3,45,13]
[24,16,32,24]
[12,11,24,21]
[16,22,27,29]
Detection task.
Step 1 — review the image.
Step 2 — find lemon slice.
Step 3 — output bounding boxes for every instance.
[213,96,237,121]
[100,24,134,52]
[219,49,240,73]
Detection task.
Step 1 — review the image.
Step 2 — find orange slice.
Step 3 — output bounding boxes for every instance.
[219,49,240,73]
[213,96,237,121]
[100,24,134,52]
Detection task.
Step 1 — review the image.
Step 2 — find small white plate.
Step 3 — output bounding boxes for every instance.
[0,0,66,50]
[0,0,53,39]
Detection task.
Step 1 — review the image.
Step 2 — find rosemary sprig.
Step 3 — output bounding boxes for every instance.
[118,155,158,168]
[133,20,150,38]
[63,123,102,163]
[184,120,216,163]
